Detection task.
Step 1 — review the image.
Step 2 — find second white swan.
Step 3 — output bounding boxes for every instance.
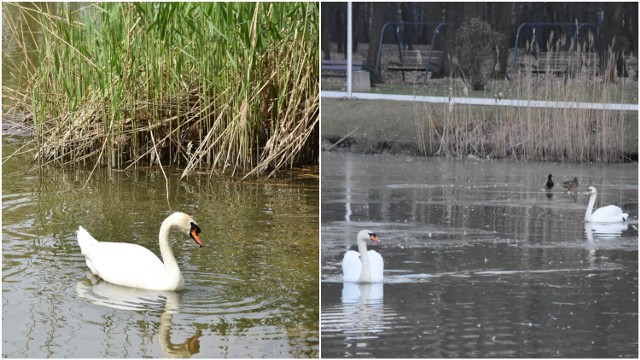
[584,186,629,223]
[77,212,203,291]
[342,230,383,283]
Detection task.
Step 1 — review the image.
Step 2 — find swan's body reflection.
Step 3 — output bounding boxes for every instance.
[584,222,630,266]
[585,222,629,240]
[342,282,383,304]
[339,283,385,342]
[76,275,201,357]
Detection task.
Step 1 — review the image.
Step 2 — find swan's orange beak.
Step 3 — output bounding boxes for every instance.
[190,222,203,248]
[369,233,380,244]
[191,229,203,247]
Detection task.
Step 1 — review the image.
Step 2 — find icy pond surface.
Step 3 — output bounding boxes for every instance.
[321,152,637,358]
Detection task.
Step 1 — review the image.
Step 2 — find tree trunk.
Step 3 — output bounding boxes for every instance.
[321,2,331,60]
[492,3,514,79]
[600,3,628,78]
[399,3,415,50]
[366,2,387,81]
[335,3,347,57]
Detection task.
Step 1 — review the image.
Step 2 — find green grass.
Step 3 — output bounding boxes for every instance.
[3,2,319,178]
[322,77,638,105]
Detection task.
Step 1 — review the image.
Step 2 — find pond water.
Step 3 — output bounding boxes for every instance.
[321,151,637,358]
[2,139,319,358]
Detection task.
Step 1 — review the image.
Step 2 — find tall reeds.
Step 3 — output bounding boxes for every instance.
[416,33,634,163]
[3,2,319,178]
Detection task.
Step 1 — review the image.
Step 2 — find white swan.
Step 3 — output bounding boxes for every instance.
[584,186,629,223]
[342,230,383,283]
[77,212,203,291]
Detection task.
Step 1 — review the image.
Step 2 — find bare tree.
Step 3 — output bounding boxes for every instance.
[366,2,387,81]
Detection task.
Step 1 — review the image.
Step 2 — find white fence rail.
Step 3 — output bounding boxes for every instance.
[321,91,638,111]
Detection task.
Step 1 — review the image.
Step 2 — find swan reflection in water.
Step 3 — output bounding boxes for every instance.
[585,222,629,240]
[339,283,386,351]
[76,274,201,358]
[583,222,630,266]
[342,282,383,304]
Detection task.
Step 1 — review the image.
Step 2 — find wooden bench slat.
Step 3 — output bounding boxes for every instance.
[515,51,596,76]
[387,49,443,82]
[322,65,363,71]
[322,60,364,66]
[321,60,365,77]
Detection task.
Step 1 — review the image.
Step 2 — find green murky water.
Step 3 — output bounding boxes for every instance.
[2,139,319,358]
[321,152,637,358]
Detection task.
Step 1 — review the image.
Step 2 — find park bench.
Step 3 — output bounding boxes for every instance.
[530,51,580,75]
[321,59,364,77]
[387,49,443,82]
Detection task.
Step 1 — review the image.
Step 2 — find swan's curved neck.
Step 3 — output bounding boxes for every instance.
[358,240,371,283]
[585,192,597,221]
[159,219,179,272]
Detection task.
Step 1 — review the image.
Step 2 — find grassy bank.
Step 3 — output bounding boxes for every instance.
[3,2,318,178]
[322,45,637,163]
[322,96,637,162]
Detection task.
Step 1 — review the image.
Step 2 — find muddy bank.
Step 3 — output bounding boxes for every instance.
[321,98,422,154]
[321,97,638,162]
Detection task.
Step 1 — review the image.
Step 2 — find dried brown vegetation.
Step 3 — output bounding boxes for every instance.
[3,2,319,179]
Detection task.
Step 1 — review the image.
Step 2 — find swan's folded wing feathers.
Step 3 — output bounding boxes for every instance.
[592,205,628,222]
[342,250,362,283]
[368,250,384,283]
[83,242,167,288]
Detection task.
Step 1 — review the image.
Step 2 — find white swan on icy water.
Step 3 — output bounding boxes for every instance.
[342,230,383,283]
[77,212,203,291]
[583,186,629,223]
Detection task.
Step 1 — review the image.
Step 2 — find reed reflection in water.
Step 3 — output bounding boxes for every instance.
[2,140,319,358]
[321,152,637,358]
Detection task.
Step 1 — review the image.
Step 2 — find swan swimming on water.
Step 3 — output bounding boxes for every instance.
[583,186,628,223]
[77,212,203,291]
[342,230,383,283]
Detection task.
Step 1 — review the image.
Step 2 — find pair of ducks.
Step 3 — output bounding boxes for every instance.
[342,182,630,284]
[544,174,578,192]
[544,174,628,222]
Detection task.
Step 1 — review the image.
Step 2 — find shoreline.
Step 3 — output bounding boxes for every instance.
[321,97,638,162]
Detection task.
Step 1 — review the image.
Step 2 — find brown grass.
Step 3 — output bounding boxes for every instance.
[414,37,635,163]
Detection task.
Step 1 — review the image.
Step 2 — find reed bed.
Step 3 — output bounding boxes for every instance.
[3,2,318,178]
[415,35,635,163]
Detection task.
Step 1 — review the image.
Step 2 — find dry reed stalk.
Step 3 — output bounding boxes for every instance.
[4,2,319,179]
[411,30,633,163]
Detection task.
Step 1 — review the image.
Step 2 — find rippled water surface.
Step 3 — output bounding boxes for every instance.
[2,140,319,358]
[321,152,637,358]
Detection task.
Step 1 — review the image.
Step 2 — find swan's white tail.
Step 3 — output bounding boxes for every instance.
[77,226,101,275]
[77,226,98,254]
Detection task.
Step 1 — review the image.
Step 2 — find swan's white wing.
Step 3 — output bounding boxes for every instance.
[83,242,168,289]
[342,250,362,283]
[368,250,384,283]
[591,205,629,223]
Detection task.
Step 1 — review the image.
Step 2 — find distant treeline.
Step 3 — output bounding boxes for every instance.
[322,3,637,78]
